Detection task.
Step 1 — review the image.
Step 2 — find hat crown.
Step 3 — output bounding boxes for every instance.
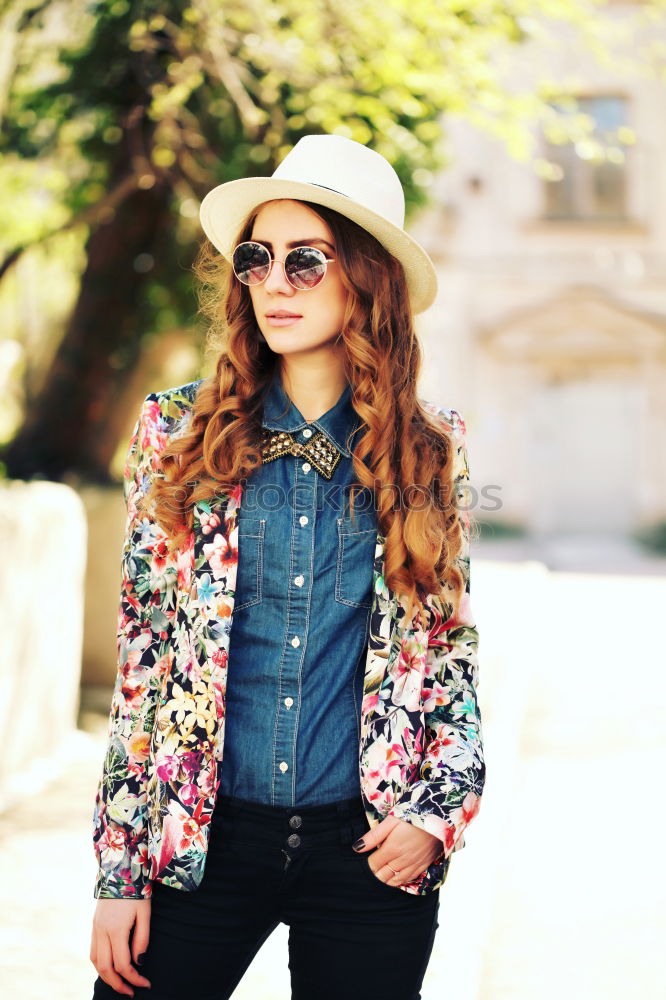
[272,134,406,231]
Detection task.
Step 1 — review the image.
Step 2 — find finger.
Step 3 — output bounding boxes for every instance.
[367,851,400,880]
[379,861,404,883]
[368,846,408,873]
[387,853,435,885]
[131,905,151,966]
[112,929,152,990]
[372,852,416,884]
[366,856,387,883]
[384,864,415,885]
[96,934,135,997]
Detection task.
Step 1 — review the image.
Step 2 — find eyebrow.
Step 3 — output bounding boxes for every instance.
[250,237,335,252]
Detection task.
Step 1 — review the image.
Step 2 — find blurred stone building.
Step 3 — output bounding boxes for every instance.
[412,2,666,544]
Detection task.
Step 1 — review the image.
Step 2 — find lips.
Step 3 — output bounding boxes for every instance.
[266,311,302,318]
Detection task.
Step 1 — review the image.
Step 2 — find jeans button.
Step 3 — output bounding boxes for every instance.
[287,833,301,848]
[289,815,302,830]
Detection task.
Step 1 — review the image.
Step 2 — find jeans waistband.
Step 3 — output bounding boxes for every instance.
[213,793,369,848]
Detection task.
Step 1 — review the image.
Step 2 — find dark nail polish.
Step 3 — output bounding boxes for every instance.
[137,953,146,965]
[352,838,365,851]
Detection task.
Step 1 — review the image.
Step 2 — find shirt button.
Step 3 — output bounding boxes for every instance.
[287,833,301,847]
[302,428,313,438]
[284,697,294,708]
[299,515,309,526]
[279,761,288,773]
[291,635,300,647]
[294,574,304,587]
[289,815,302,829]
[302,462,311,473]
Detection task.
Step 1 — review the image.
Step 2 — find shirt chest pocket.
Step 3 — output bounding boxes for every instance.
[234,517,266,611]
[335,512,378,609]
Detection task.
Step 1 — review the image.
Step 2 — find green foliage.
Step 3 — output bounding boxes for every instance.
[0,0,662,458]
[634,521,666,556]
[2,0,638,264]
[476,518,527,539]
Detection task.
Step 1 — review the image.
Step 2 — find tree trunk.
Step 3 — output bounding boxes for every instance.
[3,170,173,483]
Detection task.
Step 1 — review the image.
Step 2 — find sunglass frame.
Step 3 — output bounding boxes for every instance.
[231,241,337,290]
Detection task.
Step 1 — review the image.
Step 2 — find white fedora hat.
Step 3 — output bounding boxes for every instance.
[199,133,438,314]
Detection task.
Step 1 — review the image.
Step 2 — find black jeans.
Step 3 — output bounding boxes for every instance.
[92,793,440,1000]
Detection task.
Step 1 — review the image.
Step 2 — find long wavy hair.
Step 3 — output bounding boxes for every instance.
[141,199,474,627]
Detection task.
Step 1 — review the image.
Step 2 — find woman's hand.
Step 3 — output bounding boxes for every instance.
[90,898,153,997]
[352,815,443,886]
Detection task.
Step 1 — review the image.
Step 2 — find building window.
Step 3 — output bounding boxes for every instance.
[542,95,630,222]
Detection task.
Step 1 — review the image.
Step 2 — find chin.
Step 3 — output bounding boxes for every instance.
[265,332,338,352]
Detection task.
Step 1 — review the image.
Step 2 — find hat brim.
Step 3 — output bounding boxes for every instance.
[199,177,438,314]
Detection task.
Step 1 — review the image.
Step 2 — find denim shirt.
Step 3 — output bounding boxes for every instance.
[219,371,379,807]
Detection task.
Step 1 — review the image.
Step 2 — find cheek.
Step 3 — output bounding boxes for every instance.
[326,278,348,319]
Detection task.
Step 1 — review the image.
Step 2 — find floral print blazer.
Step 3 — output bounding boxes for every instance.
[92,379,485,899]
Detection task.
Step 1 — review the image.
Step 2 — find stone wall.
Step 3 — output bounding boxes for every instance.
[0,480,86,811]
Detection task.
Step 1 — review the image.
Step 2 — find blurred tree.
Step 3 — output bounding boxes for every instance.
[0,0,637,480]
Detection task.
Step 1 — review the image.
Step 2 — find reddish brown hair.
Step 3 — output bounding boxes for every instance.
[142,199,474,627]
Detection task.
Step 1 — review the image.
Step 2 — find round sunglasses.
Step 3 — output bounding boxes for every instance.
[232,241,337,290]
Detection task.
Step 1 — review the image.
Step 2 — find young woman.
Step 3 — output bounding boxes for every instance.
[89,133,485,1000]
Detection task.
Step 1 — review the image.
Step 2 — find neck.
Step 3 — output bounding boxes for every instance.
[278,359,347,422]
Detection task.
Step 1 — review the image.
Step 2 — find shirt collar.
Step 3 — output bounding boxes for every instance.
[262,370,361,458]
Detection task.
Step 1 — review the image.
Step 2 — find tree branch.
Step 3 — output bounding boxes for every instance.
[0,171,147,280]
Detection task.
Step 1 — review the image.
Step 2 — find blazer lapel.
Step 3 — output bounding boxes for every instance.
[357,533,401,740]
[190,486,243,625]
[165,485,244,765]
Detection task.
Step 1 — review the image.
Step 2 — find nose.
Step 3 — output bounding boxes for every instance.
[263,256,295,294]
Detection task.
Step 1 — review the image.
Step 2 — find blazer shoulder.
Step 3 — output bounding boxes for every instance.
[132,378,205,450]
[418,398,467,439]
[143,378,205,431]
[129,379,205,486]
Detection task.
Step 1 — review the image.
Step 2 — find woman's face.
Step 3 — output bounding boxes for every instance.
[247,200,348,357]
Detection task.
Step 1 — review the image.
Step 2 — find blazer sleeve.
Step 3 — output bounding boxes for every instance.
[92,394,174,899]
[387,408,486,859]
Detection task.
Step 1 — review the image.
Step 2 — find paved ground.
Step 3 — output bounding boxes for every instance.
[1,532,664,999]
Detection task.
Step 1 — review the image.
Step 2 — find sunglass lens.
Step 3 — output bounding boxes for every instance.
[233,243,270,285]
[285,248,327,289]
